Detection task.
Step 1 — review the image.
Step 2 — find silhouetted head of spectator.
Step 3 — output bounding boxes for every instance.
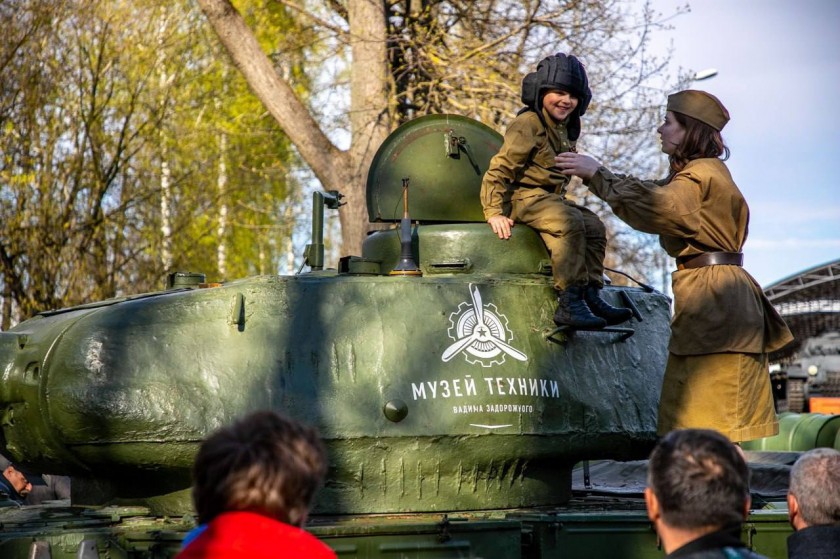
[788,447,840,530]
[646,429,750,531]
[191,411,327,527]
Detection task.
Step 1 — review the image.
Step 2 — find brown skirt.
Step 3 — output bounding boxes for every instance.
[657,352,779,443]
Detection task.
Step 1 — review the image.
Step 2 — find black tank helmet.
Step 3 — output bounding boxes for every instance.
[520,53,591,141]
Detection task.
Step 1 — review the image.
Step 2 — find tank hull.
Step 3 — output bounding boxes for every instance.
[0,273,670,514]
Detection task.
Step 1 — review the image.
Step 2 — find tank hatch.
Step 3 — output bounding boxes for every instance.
[366,114,502,223]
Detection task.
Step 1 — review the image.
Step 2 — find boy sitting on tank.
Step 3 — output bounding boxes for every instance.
[176,410,336,559]
[481,53,630,329]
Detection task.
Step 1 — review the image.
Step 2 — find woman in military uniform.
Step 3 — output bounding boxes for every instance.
[555,90,793,442]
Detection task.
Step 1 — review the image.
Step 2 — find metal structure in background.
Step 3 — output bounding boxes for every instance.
[766,258,840,351]
[765,258,840,412]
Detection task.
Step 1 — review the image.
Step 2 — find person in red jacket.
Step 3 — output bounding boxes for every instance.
[176,411,336,559]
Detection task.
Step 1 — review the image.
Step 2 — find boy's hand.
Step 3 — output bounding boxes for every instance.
[487,215,515,239]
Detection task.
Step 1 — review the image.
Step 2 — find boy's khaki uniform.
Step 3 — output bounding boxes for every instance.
[481,108,607,291]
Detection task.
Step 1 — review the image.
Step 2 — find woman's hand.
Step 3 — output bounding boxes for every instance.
[555,152,601,180]
[487,215,515,239]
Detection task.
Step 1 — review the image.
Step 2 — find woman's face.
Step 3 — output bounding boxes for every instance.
[542,89,579,123]
[657,111,686,155]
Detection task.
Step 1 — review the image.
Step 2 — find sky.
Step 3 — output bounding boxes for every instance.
[647,0,840,287]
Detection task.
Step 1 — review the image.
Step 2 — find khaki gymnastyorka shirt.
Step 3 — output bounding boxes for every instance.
[586,158,793,356]
[481,108,574,220]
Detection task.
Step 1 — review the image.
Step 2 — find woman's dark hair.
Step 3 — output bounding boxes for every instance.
[670,112,730,173]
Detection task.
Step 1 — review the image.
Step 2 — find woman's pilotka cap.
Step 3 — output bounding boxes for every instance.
[667,89,730,131]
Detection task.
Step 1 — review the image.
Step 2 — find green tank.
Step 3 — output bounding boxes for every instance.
[1,114,754,558]
[774,332,840,413]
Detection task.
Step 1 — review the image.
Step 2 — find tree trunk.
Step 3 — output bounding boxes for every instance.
[216,129,228,279]
[158,14,173,272]
[1,272,12,330]
[197,0,390,257]
[345,0,391,253]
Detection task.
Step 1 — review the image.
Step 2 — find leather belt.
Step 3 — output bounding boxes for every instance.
[676,252,743,271]
[511,182,556,193]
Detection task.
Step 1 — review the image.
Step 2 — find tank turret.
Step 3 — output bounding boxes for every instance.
[0,114,671,517]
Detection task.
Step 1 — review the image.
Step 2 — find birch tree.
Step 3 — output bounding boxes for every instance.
[0,0,307,324]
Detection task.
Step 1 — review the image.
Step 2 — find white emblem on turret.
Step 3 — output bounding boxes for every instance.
[442,284,528,367]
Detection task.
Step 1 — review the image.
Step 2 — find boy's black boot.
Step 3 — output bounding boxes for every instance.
[584,283,633,325]
[553,285,607,329]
